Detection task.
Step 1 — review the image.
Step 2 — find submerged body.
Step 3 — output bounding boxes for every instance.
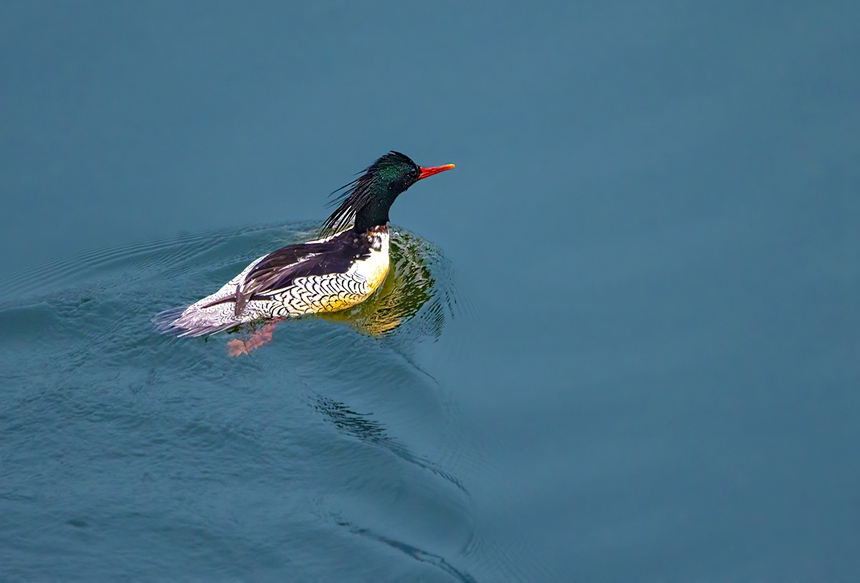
[157,151,453,338]
[165,227,390,337]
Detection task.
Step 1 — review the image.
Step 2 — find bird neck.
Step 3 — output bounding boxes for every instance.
[353,197,393,232]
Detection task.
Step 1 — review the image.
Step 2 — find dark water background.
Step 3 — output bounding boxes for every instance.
[1,2,859,581]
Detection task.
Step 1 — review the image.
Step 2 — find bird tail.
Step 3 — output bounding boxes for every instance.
[152,303,241,338]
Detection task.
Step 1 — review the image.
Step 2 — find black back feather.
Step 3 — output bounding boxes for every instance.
[198,229,374,316]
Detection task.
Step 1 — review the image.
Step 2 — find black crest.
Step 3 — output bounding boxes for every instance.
[318,151,420,237]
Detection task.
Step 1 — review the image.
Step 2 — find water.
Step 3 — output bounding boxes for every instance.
[2,2,859,581]
[1,225,483,580]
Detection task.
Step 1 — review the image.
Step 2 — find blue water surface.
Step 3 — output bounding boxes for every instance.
[1,1,859,581]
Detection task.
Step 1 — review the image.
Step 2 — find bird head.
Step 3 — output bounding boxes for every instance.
[320,151,454,236]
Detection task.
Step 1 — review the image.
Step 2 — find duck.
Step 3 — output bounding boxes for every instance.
[157,151,455,339]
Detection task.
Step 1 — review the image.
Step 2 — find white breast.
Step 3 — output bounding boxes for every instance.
[348,229,390,291]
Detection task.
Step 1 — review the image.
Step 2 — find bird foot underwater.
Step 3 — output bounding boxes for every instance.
[226,319,283,357]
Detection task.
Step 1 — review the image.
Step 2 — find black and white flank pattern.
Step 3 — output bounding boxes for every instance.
[158,227,390,337]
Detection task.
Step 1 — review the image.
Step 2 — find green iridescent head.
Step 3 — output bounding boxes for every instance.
[320,151,455,235]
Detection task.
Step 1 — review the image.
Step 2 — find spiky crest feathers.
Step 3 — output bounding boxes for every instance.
[318,151,419,237]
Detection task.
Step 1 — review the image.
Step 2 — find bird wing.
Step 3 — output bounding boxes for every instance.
[233,231,369,316]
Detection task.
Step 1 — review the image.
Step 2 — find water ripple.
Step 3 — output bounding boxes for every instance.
[0,222,488,581]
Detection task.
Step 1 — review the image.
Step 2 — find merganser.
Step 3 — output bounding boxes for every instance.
[157,151,454,338]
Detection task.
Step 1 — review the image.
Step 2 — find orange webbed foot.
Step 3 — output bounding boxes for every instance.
[226,319,283,357]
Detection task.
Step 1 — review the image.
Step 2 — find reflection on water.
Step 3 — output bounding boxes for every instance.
[337,520,479,583]
[321,227,456,340]
[314,394,466,492]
